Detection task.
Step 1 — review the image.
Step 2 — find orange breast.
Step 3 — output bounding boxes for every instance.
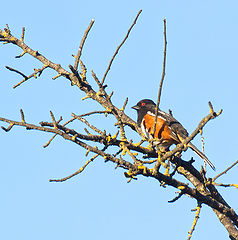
[143,114,176,144]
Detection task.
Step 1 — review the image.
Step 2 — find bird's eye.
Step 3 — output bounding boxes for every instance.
[141,102,146,106]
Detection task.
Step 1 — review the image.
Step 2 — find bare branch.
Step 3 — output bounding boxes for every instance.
[52,73,62,80]
[1,123,14,132]
[20,27,25,42]
[69,64,81,80]
[152,19,167,137]
[101,9,142,85]
[212,183,238,189]
[5,65,48,89]
[168,191,184,203]
[213,160,238,181]
[5,66,27,79]
[187,202,202,240]
[121,97,128,111]
[15,51,26,59]
[50,111,57,129]
[74,19,95,70]
[0,28,70,81]
[73,110,110,118]
[49,154,99,182]
[0,115,134,171]
[20,109,26,123]
[91,69,102,88]
[72,114,104,135]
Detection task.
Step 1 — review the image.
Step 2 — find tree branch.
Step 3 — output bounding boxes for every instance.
[1,18,238,240]
[187,202,202,240]
[152,19,167,137]
[213,160,238,181]
[74,19,95,70]
[101,9,142,85]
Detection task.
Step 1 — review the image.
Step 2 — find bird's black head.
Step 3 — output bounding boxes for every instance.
[132,99,156,111]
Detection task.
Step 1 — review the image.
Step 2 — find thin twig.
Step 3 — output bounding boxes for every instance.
[123,144,139,163]
[50,111,57,129]
[1,28,71,80]
[212,182,238,188]
[43,111,110,148]
[44,116,74,148]
[5,24,10,33]
[43,134,57,148]
[187,202,202,240]
[101,9,142,85]
[201,132,207,172]
[91,69,102,88]
[108,91,114,100]
[69,64,81,80]
[10,65,48,89]
[72,114,104,135]
[140,159,157,164]
[168,191,184,203]
[20,27,25,42]
[116,118,127,141]
[91,70,110,101]
[49,154,99,182]
[213,160,238,181]
[20,109,26,123]
[121,97,128,111]
[52,73,62,80]
[15,51,26,59]
[73,110,110,118]
[1,123,14,132]
[5,66,27,79]
[152,19,167,137]
[79,60,87,81]
[74,19,95,70]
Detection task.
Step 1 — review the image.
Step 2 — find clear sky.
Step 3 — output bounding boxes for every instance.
[0,1,238,240]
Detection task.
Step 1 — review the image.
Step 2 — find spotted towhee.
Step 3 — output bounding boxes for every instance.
[132,99,215,170]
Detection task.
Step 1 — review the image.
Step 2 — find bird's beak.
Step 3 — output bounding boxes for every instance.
[132,105,139,110]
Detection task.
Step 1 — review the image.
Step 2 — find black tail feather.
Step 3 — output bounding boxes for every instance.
[188,142,215,171]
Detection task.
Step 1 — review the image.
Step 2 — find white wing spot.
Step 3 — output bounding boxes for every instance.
[141,119,150,138]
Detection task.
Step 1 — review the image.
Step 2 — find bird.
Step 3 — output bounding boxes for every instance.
[132,99,215,170]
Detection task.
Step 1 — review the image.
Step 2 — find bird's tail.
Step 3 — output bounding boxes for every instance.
[188,142,215,170]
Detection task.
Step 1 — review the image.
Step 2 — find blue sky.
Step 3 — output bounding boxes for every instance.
[0,1,238,239]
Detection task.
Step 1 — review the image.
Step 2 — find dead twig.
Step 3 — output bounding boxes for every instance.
[187,202,202,240]
[101,9,142,85]
[73,110,110,118]
[20,109,26,123]
[5,65,48,89]
[5,66,27,79]
[152,19,167,137]
[49,154,99,182]
[212,182,238,189]
[168,191,184,203]
[213,160,238,181]
[121,97,128,111]
[72,114,104,135]
[74,19,95,70]
[20,27,25,42]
